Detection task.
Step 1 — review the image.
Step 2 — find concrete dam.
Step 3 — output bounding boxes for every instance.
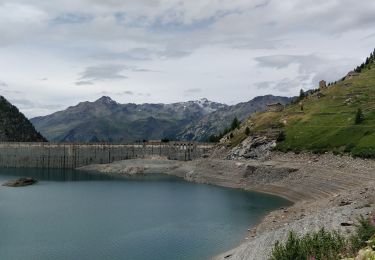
[0,142,214,169]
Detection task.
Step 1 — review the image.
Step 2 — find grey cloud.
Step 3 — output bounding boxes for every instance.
[9,98,61,110]
[158,49,192,59]
[272,78,305,93]
[93,48,157,61]
[255,54,357,87]
[255,0,271,9]
[185,88,202,93]
[93,48,191,61]
[255,55,299,69]
[0,81,23,94]
[9,99,34,108]
[75,80,94,86]
[362,32,375,40]
[255,77,307,94]
[1,0,375,118]
[80,64,127,81]
[98,90,142,96]
[137,92,151,97]
[52,13,93,25]
[1,0,375,52]
[0,80,8,87]
[122,91,134,95]
[124,65,158,73]
[255,81,272,89]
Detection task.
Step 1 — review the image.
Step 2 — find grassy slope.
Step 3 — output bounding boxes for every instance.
[226,66,375,157]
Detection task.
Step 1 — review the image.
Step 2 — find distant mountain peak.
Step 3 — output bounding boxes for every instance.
[95,96,117,104]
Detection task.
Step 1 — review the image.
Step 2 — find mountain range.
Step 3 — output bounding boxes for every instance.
[31,95,292,143]
[177,95,293,141]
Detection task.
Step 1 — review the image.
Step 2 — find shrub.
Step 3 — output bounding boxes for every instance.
[349,215,375,254]
[344,143,356,153]
[208,135,220,143]
[271,122,284,129]
[271,215,375,260]
[355,108,364,124]
[333,150,342,156]
[245,127,251,136]
[312,148,328,154]
[271,229,346,260]
[277,131,286,142]
[351,147,375,159]
[347,234,375,260]
[231,117,241,130]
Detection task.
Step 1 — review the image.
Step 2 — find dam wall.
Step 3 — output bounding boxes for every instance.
[0,142,213,169]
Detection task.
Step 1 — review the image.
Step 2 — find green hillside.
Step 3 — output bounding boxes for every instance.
[226,49,375,158]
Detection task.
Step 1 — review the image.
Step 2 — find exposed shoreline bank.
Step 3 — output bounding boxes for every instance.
[78,152,375,260]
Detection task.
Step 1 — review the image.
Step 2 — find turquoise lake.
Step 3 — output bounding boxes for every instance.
[0,168,291,260]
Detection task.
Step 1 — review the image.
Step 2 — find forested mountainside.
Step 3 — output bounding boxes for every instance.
[0,96,46,142]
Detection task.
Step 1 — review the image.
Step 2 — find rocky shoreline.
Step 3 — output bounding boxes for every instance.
[78,152,375,260]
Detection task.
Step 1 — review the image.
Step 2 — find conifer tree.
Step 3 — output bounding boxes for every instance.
[299,89,305,100]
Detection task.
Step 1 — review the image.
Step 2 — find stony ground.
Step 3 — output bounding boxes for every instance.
[79,151,375,260]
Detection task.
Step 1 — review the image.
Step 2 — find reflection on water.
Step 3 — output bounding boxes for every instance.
[0,168,291,260]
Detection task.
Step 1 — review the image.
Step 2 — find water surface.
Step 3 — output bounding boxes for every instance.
[0,168,290,260]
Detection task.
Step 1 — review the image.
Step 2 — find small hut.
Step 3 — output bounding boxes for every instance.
[345,71,360,80]
[267,103,284,112]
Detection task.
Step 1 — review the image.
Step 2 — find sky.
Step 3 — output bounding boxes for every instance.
[0,0,375,118]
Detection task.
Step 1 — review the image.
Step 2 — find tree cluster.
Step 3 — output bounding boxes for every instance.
[354,48,375,73]
[0,96,47,142]
[208,117,241,143]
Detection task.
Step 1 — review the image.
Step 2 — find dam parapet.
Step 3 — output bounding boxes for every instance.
[0,142,214,169]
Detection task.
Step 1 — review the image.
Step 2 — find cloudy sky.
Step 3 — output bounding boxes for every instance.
[1,0,375,118]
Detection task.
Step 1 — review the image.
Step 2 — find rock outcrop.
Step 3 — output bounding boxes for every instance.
[227,136,276,160]
[3,177,38,187]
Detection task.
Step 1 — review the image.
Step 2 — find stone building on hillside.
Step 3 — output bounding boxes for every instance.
[319,80,327,90]
[346,71,360,80]
[267,103,284,112]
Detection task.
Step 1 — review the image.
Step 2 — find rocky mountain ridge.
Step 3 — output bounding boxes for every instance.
[31,95,291,143]
[177,95,292,141]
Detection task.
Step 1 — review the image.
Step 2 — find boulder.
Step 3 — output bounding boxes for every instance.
[3,177,37,187]
[227,136,276,160]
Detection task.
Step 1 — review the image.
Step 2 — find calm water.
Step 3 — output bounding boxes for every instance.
[0,168,291,260]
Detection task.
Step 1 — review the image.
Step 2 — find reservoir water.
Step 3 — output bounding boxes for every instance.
[0,168,291,260]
